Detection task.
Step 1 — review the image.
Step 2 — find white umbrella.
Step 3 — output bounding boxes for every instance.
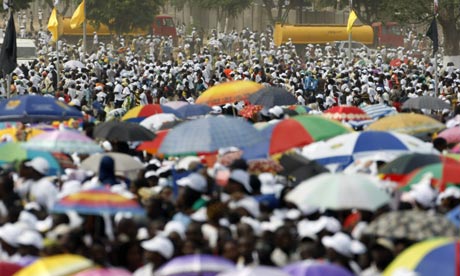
[217,266,289,276]
[140,113,179,132]
[80,152,143,173]
[64,60,85,69]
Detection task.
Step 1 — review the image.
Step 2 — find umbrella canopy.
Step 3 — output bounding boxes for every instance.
[52,187,145,216]
[162,101,189,110]
[196,80,263,106]
[283,260,354,276]
[14,254,95,276]
[437,126,460,144]
[0,126,45,141]
[159,116,264,156]
[367,113,446,135]
[175,104,212,118]
[238,105,263,120]
[383,238,459,276]
[278,153,329,184]
[217,266,289,276]
[139,114,180,132]
[121,104,180,122]
[136,129,169,155]
[364,210,458,241]
[80,152,144,173]
[362,104,398,119]
[379,153,443,176]
[402,96,451,110]
[0,95,83,122]
[93,121,155,141]
[23,129,102,154]
[399,160,460,191]
[302,131,435,171]
[155,254,235,276]
[389,58,403,67]
[63,60,85,69]
[73,268,132,276]
[0,261,22,276]
[248,87,297,107]
[323,106,371,121]
[285,173,391,211]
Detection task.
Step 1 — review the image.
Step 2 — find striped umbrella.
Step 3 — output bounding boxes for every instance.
[323,105,371,121]
[121,104,180,122]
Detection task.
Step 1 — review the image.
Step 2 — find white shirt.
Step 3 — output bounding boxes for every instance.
[133,263,154,276]
[29,178,58,211]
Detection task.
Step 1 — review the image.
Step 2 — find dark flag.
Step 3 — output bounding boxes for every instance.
[426,17,439,56]
[0,12,17,75]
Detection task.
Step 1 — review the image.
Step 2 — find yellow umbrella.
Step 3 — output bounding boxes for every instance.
[366,113,445,135]
[196,80,263,106]
[0,127,44,142]
[14,254,95,276]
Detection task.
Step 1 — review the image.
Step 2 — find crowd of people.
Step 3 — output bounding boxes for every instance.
[0,18,458,276]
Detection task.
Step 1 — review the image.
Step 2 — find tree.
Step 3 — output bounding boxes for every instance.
[261,0,311,24]
[3,0,34,11]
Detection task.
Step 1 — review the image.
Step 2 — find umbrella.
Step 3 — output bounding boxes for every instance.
[52,187,145,216]
[155,254,235,276]
[121,104,180,123]
[162,101,189,110]
[238,105,263,120]
[278,153,329,184]
[175,104,212,118]
[399,160,460,191]
[283,260,354,276]
[437,127,460,144]
[0,261,22,276]
[389,58,403,67]
[323,105,371,121]
[383,238,459,276]
[366,113,445,136]
[362,104,398,119]
[80,152,144,173]
[0,126,45,141]
[159,116,264,155]
[196,80,263,106]
[285,173,391,211]
[302,131,435,171]
[64,60,85,69]
[136,129,169,155]
[0,95,83,122]
[379,153,443,182]
[217,266,289,276]
[364,210,458,241]
[14,254,95,276]
[93,121,155,141]
[73,268,132,276]
[23,129,102,154]
[283,105,311,115]
[139,114,180,132]
[248,87,297,107]
[402,96,451,110]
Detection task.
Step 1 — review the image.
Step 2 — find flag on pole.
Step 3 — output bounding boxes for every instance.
[70,0,85,29]
[347,10,358,34]
[426,17,439,56]
[48,7,59,42]
[0,12,17,74]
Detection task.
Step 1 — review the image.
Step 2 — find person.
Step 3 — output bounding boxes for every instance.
[361,238,395,276]
[23,157,58,211]
[133,236,174,276]
[433,137,448,153]
[321,232,366,275]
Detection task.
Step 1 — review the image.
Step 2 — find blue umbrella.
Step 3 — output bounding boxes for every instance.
[0,95,83,122]
[159,116,264,155]
[175,104,212,118]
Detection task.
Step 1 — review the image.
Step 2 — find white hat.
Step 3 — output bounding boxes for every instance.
[25,157,49,175]
[268,106,284,118]
[322,232,366,257]
[229,169,252,193]
[438,186,460,203]
[0,223,22,246]
[177,173,207,193]
[162,221,186,240]
[141,236,174,259]
[17,230,44,249]
[259,173,276,194]
[309,216,341,234]
[231,197,260,218]
[297,220,318,241]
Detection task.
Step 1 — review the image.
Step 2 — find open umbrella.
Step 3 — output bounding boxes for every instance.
[437,126,460,144]
[285,173,391,211]
[383,238,459,276]
[284,260,354,276]
[389,58,403,67]
[399,160,460,191]
[140,114,180,132]
[367,113,446,136]
[278,153,329,184]
[362,104,398,120]
[155,254,235,276]
[402,96,451,110]
[0,95,83,122]
[196,80,263,106]
[162,101,189,110]
[80,152,144,173]
[364,210,458,241]
[64,60,85,69]
[0,261,23,276]
[136,129,169,155]
[73,268,132,276]
[0,126,45,141]
[248,87,297,107]
[379,153,443,182]
[217,266,289,276]
[323,106,371,121]
[121,104,180,123]
[94,121,155,141]
[175,104,212,118]
[159,116,264,155]
[14,254,95,276]
[52,187,145,216]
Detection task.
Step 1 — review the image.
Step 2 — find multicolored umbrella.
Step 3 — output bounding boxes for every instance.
[196,81,263,106]
[383,238,460,276]
[162,101,189,110]
[323,106,371,121]
[93,121,155,141]
[402,96,451,110]
[284,260,354,276]
[286,173,391,211]
[364,210,458,241]
[175,104,212,118]
[121,104,179,122]
[399,160,460,191]
[379,153,444,182]
[0,95,83,122]
[218,266,289,276]
[155,254,235,276]
[0,261,23,276]
[437,127,460,144]
[0,127,45,142]
[73,267,132,276]
[248,87,297,107]
[136,129,169,155]
[52,187,145,216]
[140,114,180,132]
[14,254,95,276]
[366,113,445,135]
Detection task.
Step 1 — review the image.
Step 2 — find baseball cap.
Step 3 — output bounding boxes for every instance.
[25,157,50,176]
[322,232,366,257]
[141,236,174,259]
[17,230,44,249]
[177,173,207,193]
[229,169,252,193]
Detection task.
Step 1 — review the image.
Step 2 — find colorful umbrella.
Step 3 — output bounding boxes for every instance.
[218,266,289,276]
[284,105,311,115]
[0,261,23,276]
[155,254,235,276]
[364,210,458,241]
[140,114,180,132]
[196,81,263,106]
[389,58,403,67]
[52,187,145,216]
[383,238,459,276]
[14,254,95,276]
[379,153,442,176]
[283,260,354,276]
[136,130,169,155]
[73,267,132,276]
[323,106,371,121]
[23,129,102,154]
[302,131,435,171]
[399,160,460,191]
[159,116,264,156]
[285,173,391,211]
[121,104,179,122]
[362,104,398,120]
[248,87,297,107]
[437,127,460,144]
[0,127,44,142]
[366,113,446,135]
[162,101,189,110]
[402,96,451,110]
[0,95,83,122]
[93,121,155,141]
[175,104,212,118]
[80,152,144,173]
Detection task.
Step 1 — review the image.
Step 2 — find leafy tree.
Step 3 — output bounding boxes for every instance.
[261,0,311,24]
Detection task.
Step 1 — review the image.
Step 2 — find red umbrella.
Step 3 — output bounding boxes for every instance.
[136,130,169,155]
[323,105,371,121]
[0,261,23,276]
[390,58,403,67]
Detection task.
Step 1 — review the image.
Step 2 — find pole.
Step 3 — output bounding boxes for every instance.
[5,6,12,99]
[434,52,438,97]
[82,0,86,56]
[55,5,60,87]
[348,0,352,62]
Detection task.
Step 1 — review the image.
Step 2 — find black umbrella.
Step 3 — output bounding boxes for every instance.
[279,153,329,185]
[248,87,297,107]
[402,96,451,110]
[94,121,155,141]
[378,153,443,175]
